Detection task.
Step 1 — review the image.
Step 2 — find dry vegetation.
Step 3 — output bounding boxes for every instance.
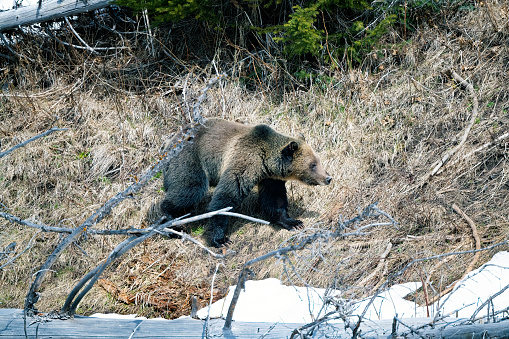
[1,1,509,320]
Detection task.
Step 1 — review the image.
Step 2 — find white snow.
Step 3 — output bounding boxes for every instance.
[351,282,423,320]
[433,251,509,318]
[197,251,509,323]
[196,278,340,323]
[0,0,35,11]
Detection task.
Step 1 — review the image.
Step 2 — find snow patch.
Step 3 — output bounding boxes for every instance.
[197,251,509,322]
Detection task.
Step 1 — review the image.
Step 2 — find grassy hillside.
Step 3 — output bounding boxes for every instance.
[0,2,508,319]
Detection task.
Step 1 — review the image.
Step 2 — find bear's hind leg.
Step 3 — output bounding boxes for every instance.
[160,166,208,218]
[258,178,303,230]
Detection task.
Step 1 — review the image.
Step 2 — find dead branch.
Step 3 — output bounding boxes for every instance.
[1,207,267,239]
[352,238,509,337]
[468,283,509,323]
[43,26,127,51]
[61,219,172,315]
[358,241,392,287]
[223,202,398,330]
[438,131,509,173]
[0,127,67,159]
[453,203,481,271]
[60,206,249,317]
[25,135,192,315]
[422,69,479,182]
[0,232,39,270]
[428,203,481,304]
[204,263,222,338]
[64,17,97,54]
[485,1,499,32]
[0,242,16,261]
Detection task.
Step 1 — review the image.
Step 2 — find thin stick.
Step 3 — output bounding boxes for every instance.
[358,241,392,287]
[0,33,34,62]
[0,232,39,270]
[0,127,67,159]
[485,0,499,31]
[62,207,241,315]
[44,27,127,51]
[469,283,509,323]
[1,208,268,237]
[26,135,192,314]
[422,70,478,181]
[204,263,222,339]
[437,131,509,174]
[355,239,509,336]
[64,17,97,54]
[160,228,226,259]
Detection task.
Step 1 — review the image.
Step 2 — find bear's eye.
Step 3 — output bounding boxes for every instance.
[310,163,317,171]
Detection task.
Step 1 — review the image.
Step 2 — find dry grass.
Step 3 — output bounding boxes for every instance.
[1,2,509,318]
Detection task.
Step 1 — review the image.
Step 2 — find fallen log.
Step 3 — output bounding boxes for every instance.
[0,0,111,32]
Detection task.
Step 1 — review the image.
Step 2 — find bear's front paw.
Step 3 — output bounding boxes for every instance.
[211,236,230,248]
[210,228,230,247]
[277,218,303,230]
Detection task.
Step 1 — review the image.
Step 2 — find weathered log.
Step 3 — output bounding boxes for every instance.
[0,0,111,32]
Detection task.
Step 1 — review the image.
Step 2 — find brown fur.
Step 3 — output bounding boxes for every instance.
[161,118,331,246]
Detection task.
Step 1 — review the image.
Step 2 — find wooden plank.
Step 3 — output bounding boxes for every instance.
[3,309,509,338]
[1,309,310,338]
[0,0,111,32]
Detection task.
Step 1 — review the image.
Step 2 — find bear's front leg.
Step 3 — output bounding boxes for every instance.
[208,172,255,247]
[208,215,229,247]
[258,179,303,230]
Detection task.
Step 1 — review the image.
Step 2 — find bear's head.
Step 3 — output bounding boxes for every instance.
[281,140,332,186]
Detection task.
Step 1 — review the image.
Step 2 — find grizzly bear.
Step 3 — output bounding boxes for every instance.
[161,118,331,247]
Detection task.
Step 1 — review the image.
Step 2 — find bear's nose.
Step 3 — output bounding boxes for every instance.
[325,176,332,185]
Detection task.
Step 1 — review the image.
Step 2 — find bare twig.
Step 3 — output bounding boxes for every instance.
[0,127,68,159]
[26,135,192,314]
[160,228,226,259]
[142,9,155,58]
[204,263,222,339]
[0,33,34,62]
[44,27,127,51]
[354,239,509,336]
[422,69,478,182]
[452,203,481,271]
[485,1,499,32]
[61,206,253,316]
[0,232,39,270]
[1,207,267,240]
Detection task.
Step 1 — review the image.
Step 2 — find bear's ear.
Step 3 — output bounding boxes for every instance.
[282,141,299,158]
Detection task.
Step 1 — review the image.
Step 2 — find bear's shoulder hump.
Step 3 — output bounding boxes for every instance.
[251,124,275,140]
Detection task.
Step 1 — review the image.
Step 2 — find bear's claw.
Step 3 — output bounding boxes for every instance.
[277,218,303,230]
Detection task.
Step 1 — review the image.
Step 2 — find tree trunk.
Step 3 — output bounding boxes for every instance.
[0,0,111,32]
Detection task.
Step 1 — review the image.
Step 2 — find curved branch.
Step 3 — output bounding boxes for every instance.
[422,69,479,182]
[0,127,67,159]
